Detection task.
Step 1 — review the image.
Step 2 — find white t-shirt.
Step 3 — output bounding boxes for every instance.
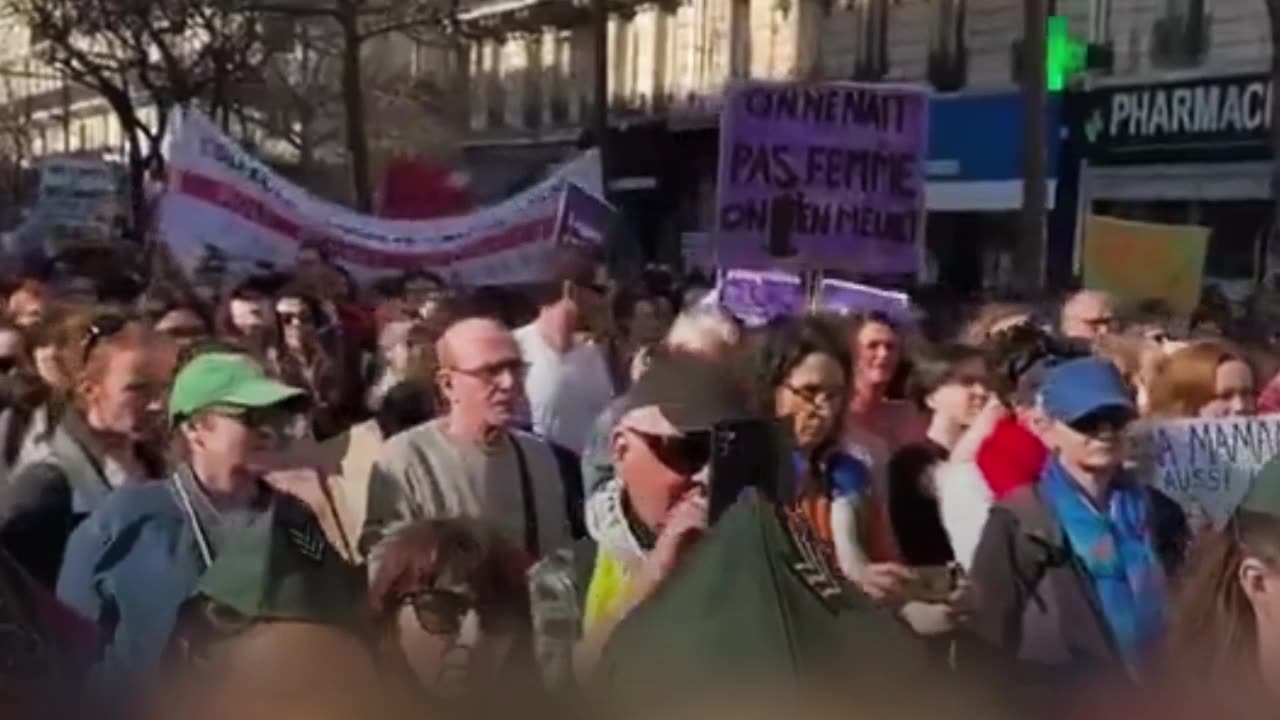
[514,323,615,455]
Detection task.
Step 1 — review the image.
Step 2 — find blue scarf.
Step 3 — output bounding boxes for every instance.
[1039,458,1166,669]
[793,450,869,500]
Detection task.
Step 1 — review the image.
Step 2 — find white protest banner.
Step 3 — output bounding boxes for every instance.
[156,108,602,285]
[1131,415,1280,529]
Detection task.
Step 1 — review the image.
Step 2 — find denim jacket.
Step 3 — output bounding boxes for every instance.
[55,466,271,680]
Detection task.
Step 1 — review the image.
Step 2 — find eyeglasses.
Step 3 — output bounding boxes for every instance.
[1067,409,1132,437]
[783,382,845,409]
[448,359,528,384]
[209,405,308,439]
[628,428,712,476]
[402,589,518,635]
[82,313,129,362]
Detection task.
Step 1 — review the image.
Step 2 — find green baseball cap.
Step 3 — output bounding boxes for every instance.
[193,496,367,626]
[168,352,305,422]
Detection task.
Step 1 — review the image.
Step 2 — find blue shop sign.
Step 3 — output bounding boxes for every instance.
[925,92,1063,211]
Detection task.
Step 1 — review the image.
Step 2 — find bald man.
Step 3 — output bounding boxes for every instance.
[360,317,573,566]
[1060,290,1116,341]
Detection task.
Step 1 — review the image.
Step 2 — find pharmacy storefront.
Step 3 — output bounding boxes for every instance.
[1077,72,1273,282]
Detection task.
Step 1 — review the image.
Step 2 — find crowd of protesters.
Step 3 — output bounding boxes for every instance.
[2,245,1280,718]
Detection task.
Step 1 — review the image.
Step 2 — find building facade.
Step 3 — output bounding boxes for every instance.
[456,0,1276,286]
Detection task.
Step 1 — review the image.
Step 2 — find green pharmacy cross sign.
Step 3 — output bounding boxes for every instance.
[1046,16,1087,92]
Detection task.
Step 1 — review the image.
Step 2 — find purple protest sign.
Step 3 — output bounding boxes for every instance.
[719,269,805,328]
[552,182,613,248]
[715,81,928,275]
[814,278,912,323]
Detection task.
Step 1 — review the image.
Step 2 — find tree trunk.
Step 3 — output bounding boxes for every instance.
[124,122,148,246]
[1019,0,1048,295]
[339,8,373,212]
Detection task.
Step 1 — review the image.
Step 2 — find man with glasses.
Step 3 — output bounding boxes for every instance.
[528,352,753,689]
[361,317,575,569]
[1059,289,1116,342]
[56,351,336,679]
[514,245,615,455]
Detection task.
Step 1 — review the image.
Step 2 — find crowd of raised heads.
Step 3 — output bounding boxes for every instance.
[3,247,1280,718]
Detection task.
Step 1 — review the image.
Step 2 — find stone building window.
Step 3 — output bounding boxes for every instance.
[851,0,889,80]
[927,0,966,91]
[1152,0,1209,68]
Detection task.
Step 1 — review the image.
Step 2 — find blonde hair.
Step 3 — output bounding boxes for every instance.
[1147,340,1250,419]
[960,302,1032,345]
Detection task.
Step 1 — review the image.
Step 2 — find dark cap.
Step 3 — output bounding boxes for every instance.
[616,353,753,436]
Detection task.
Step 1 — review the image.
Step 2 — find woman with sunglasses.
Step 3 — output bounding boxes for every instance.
[368,519,534,703]
[269,285,358,440]
[965,358,1184,701]
[0,313,167,586]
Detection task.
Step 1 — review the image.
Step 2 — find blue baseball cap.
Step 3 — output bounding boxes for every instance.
[1039,357,1135,424]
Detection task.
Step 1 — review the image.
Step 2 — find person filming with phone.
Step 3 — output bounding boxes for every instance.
[527,351,754,688]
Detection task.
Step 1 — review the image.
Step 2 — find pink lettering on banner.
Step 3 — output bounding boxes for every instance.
[175,170,554,269]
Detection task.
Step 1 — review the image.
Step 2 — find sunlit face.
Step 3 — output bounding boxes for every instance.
[926,358,990,428]
[276,298,316,350]
[183,406,299,485]
[438,327,525,430]
[229,297,270,336]
[7,291,44,329]
[1062,293,1116,341]
[612,414,711,531]
[393,589,517,697]
[33,344,66,390]
[774,352,847,451]
[1048,408,1132,476]
[854,321,899,389]
[82,348,164,441]
[1198,359,1256,418]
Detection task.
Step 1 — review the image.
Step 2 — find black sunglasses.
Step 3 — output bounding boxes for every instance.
[630,428,712,476]
[82,314,129,362]
[1068,408,1133,437]
[403,589,517,635]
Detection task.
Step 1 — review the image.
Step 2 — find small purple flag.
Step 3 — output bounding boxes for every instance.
[719,269,805,328]
[814,278,911,322]
[552,182,613,248]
